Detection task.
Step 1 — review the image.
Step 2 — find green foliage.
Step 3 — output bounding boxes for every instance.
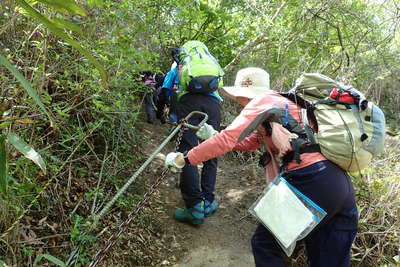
[34,253,67,267]
[348,140,400,266]
[0,54,53,123]
[87,0,103,8]
[1,0,399,265]
[20,245,34,257]
[70,215,96,244]
[0,136,7,197]
[85,187,104,201]
[35,0,87,16]
[0,129,46,200]
[16,0,108,88]
[7,134,46,173]
[8,174,38,206]
[51,17,83,34]
[69,215,95,266]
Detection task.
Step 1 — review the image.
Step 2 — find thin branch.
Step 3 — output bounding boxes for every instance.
[223,1,288,73]
[305,7,351,72]
[91,142,109,214]
[191,14,212,40]
[17,234,69,244]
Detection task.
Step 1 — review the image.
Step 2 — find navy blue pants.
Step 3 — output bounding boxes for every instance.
[177,93,221,208]
[156,88,168,122]
[144,92,156,123]
[251,161,358,267]
[168,90,179,123]
[156,88,178,123]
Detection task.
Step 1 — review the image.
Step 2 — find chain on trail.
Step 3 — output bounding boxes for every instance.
[88,168,169,266]
[175,122,185,151]
[88,126,185,267]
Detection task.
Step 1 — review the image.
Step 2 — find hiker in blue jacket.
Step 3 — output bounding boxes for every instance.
[158,62,179,124]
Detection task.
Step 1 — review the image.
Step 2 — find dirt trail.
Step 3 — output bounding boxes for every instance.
[142,121,265,267]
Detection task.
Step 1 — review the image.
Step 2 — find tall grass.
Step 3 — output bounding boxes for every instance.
[351,136,400,266]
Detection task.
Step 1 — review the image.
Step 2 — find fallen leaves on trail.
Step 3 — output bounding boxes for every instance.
[16,118,36,124]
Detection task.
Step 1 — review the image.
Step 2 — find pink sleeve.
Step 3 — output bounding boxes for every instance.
[188,98,273,165]
[233,133,261,151]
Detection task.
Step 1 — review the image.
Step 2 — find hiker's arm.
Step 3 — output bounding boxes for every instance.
[188,98,274,165]
[161,68,178,97]
[187,128,240,165]
[233,133,261,151]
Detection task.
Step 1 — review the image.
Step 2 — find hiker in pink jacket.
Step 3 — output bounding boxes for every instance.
[165,67,358,267]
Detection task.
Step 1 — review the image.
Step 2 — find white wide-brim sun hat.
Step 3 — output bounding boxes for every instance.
[221,67,275,100]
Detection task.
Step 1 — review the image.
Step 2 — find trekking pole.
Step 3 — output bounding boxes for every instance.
[90,111,208,227]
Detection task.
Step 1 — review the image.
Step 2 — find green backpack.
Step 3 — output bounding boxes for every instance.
[285,73,386,172]
[178,41,224,95]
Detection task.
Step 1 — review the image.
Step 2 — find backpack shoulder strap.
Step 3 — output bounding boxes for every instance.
[280,92,317,144]
[282,143,321,164]
[280,92,310,110]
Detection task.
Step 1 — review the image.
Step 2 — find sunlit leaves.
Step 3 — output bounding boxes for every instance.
[0,121,12,129]
[0,54,54,125]
[16,0,108,88]
[33,254,66,267]
[36,0,87,16]
[87,0,103,8]
[7,134,46,174]
[51,17,83,34]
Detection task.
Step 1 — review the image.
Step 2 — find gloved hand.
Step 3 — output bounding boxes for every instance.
[196,123,218,140]
[164,152,185,173]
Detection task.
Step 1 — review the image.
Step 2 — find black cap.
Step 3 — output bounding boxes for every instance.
[170,48,183,64]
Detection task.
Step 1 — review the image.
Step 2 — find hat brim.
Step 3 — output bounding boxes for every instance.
[221,86,275,101]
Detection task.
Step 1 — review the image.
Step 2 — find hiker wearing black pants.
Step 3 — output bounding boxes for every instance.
[154,73,167,123]
[166,41,224,224]
[165,67,358,266]
[176,93,221,219]
[156,86,168,123]
[141,71,157,124]
[251,160,357,267]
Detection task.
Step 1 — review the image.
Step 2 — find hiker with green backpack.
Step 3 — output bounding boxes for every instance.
[168,41,225,225]
[165,67,386,267]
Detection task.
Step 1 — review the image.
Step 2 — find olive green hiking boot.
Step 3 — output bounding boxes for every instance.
[174,201,205,225]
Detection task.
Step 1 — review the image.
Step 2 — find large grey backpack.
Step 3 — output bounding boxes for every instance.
[287,73,385,172]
